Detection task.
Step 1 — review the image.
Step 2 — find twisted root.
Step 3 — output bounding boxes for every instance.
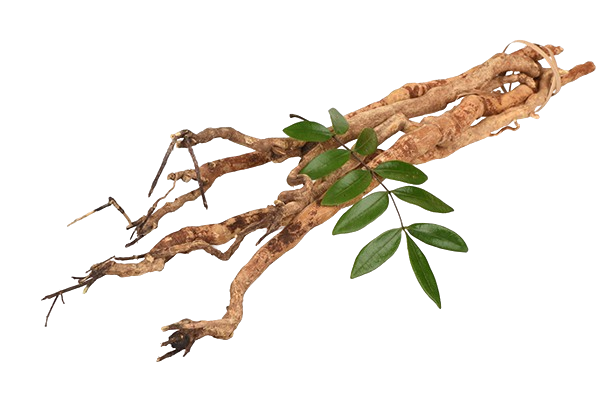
[43,43,595,360]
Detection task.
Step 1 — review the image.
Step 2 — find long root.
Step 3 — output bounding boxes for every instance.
[43,42,595,360]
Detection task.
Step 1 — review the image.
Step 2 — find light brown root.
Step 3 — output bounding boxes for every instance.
[45,42,595,361]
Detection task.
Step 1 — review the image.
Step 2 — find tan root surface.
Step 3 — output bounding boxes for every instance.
[42,43,595,361]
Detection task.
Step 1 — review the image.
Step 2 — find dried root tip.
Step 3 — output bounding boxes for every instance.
[67,201,110,227]
[43,293,64,327]
[41,257,115,326]
[67,197,132,227]
[149,130,208,209]
[111,198,132,225]
[148,135,179,198]
[157,330,196,361]
[183,135,208,209]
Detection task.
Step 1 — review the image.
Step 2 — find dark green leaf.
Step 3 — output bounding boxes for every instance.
[392,186,453,213]
[374,160,427,185]
[300,149,351,180]
[354,128,378,156]
[407,223,468,252]
[283,121,332,142]
[405,232,441,308]
[328,108,349,135]
[321,170,372,206]
[333,192,389,235]
[351,229,402,279]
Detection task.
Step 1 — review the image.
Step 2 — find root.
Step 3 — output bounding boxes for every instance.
[43,42,595,360]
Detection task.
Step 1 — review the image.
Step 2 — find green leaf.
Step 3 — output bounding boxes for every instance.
[351,228,402,279]
[283,121,332,142]
[300,149,351,180]
[321,170,372,206]
[328,108,349,135]
[405,232,441,308]
[407,223,468,252]
[354,128,378,156]
[392,186,453,213]
[333,192,389,235]
[374,160,427,185]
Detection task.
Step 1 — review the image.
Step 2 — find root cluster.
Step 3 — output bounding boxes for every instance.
[43,42,595,361]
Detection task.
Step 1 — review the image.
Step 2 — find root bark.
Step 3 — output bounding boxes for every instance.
[42,42,595,361]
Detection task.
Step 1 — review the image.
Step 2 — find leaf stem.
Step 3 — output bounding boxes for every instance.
[288,113,403,229]
[330,135,405,229]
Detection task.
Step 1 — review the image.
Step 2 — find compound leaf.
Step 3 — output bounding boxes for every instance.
[321,170,372,206]
[283,120,332,142]
[392,186,453,213]
[333,192,389,235]
[405,231,441,308]
[374,160,427,185]
[300,149,351,180]
[351,228,402,279]
[328,108,349,135]
[407,223,468,252]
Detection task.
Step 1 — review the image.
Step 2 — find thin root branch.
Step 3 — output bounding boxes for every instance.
[148,134,179,198]
[183,135,208,209]
[67,197,132,227]
[47,42,595,360]
[42,258,113,325]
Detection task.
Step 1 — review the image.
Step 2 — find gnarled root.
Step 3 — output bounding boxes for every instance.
[43,42,595,360]
[158,318,237,361]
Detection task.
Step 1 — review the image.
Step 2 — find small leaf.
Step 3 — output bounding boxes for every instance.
[354,128,378,156]
[407,223,468,252]
[351,229,402,279]
[300,149,351,180]
[405,232,441,308]
[328,108,349,135]
[283,121,332,142]
[333,192,389,235]
[321,170,372,206]
[374,160,427,185]
[392,186,453,213]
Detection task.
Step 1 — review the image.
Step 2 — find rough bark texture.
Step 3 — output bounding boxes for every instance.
[43,43,595,361]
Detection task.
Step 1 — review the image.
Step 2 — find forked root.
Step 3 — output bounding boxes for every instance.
[43,42,595,361]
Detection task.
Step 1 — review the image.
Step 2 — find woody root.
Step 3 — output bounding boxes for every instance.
[43,41,595,361]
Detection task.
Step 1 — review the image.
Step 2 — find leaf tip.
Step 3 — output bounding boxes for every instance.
[328,107,349,135]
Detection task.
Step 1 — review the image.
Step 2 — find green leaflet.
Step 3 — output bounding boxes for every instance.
[392,186,453,213]
[300,149,351,180]
[333,192,389,235]
[328,108,349,135]
[405,231,441,308]
[351,228,402,279]
[374,161,427,185]
[354,128,377,156]
[282,110,461,308]
[283,120,332,142]
[407,223,468,252]
[321,170,372,206]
